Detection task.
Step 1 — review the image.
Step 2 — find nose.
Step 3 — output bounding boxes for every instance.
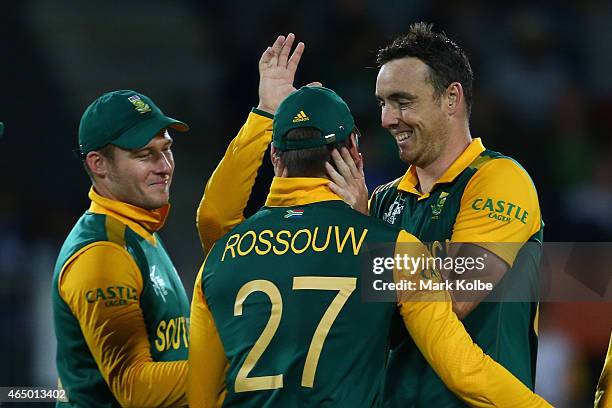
[156,151,173,175]
[381,105,399,129]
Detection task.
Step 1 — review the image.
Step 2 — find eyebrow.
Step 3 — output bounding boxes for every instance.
[130,140,173,155]
[377,91,417,101]
[129,147,153,156]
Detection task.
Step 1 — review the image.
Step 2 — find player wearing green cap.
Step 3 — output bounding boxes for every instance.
[52,90,190,407]
[189,80,551,407]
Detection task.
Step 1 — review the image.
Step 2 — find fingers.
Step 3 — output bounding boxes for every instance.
[328,181,355,206]
[259,46,273,66]
[287,41,305,74]
[325,162,347,188]
[328,182,341,195]
[306,81,323,87]
[330,148,354,181]
[357,153,365,177]
[278,33,295,67]
[339,147,360,179]
[261,34,302,70]
[268,35,285,67]
[326,160,368,214]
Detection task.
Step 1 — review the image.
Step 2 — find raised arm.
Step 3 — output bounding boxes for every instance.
[197,33,313,253]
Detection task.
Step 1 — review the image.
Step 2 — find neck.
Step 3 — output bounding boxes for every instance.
[415,129,471,194]
[92,180,119,202]
[282,171,328,179]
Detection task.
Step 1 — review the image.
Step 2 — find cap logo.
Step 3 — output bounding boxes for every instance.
[127,95,152,114]
[292,110,309,123]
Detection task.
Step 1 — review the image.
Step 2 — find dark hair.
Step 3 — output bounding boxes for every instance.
[377,22,473,116]
[279,127,352,177]
[83,144,115,182]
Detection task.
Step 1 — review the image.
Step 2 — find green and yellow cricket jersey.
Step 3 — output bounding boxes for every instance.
[189,177,551,408]
[369,138,543,407]
[52,188,190,407]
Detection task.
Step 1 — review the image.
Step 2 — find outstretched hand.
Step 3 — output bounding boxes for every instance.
[257,33,320,115]
[326,147,369,215]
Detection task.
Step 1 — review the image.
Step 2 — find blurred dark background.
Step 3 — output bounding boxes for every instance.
[1,1,611,406]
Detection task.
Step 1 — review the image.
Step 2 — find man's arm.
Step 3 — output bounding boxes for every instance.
[196,110,273,253]
[394,230,551,407]
[59,243,187,407]
[449,158,542,318]
[188,254,229,408]
[441,243,509,319]
[197,33,312,253]
[329,154,542,319]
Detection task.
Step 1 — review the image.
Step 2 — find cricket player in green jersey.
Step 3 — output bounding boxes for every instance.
[52,90,190,407]
[189,83,551,407]
[325,23,544,407]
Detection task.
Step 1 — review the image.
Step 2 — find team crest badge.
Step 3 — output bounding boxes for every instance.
[431,192,449,220]
[382,195,406,225]
[149,265,168,302]
[128,95,152,114]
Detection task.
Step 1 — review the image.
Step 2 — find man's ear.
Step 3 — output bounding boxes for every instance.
[270,144,286,177]
[445,82,464,116]
[270,144,279,164]
[85,151,109,178]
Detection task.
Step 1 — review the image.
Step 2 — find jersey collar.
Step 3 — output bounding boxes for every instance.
[397,138,485,198]
[88,187,169,243]
[265,177,343,207]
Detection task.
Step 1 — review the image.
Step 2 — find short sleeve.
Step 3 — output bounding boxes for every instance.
[451,158,542,266]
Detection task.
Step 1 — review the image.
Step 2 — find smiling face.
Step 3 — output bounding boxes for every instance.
[376,57,450,168]
[99,130,175,210]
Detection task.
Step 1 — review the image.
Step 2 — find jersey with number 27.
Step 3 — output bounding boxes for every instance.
[200,199,400,407]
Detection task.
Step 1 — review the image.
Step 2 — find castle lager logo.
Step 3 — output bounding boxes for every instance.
[471,197,528,224]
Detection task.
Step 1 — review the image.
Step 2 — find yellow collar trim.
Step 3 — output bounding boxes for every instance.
[88,187,169,244]
[397,138,485,197]
[265,177,343,207]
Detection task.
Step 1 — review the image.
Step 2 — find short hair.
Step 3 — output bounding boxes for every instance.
[377,22,473,116]
[83,144,115,182]
[278,127,352,177]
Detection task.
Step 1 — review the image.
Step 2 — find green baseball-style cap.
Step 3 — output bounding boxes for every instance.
[273,86,355,151]
[77,90,189,156]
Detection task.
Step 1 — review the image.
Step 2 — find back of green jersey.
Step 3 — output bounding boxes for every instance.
[203,201,400,407]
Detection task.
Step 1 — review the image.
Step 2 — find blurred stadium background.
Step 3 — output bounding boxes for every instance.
[0,1,611,406]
